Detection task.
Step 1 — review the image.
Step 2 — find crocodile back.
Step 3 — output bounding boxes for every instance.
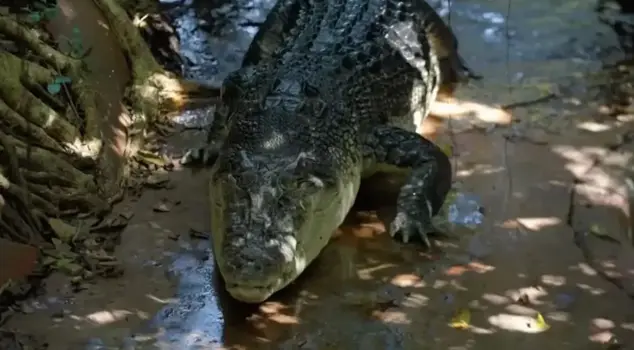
[243,0,469,86]
[234,0,444,130]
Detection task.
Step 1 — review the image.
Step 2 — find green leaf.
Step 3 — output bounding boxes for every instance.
[72,26,81,35]
[54,76,72,84]
[28,12,42,23]
[47,83,61,95]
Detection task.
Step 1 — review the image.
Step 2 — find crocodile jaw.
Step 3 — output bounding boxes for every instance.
[210,171,361,303]
[221,251,308,303]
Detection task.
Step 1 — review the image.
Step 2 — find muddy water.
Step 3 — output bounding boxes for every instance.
[6,0,633,349]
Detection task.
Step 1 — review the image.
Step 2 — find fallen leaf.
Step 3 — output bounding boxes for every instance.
[589,224,620,244]
[119,210,135,220]
[534,312,550,331]
[90,215,130,233]
[153,202,172,212]
[48,218,77,242]
[189,228,210,240]
[50,238,73,256]
[136,150,166,166]
[58,261,84,276]
[449,308,471,329]
[145,171,170,188]
[42,257,57,266]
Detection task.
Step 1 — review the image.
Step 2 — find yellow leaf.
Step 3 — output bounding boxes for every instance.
[136,150,166,166]
[449,308,471,329]
[534,312,550,331]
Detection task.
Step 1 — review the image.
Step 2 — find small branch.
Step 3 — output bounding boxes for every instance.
[500,93,557,110]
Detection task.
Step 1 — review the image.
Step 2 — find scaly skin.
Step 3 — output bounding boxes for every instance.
[184,0,476,303]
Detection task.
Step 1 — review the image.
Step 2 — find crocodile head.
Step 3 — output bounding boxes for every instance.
[209,150,357,303]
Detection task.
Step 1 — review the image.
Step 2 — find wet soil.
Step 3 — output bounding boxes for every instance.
[5,0,634,349]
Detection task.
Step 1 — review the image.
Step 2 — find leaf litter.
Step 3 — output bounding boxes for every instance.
[36,129,182,287]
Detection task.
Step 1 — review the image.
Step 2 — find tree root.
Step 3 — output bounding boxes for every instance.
[0,14,81,72]
[0,0,220,287]
[0,12,111,245]
[92,0,221,121]
[0,98,64,153]
[0,50,79,144]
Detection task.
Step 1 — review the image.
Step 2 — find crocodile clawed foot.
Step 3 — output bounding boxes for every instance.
[389,207,438,249]
[180,146,219,167]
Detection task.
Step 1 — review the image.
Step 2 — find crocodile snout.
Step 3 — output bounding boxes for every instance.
[219,239,296,303]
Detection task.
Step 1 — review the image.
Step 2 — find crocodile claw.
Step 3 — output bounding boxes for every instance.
[389,209,437,249]
[180,146,218,167]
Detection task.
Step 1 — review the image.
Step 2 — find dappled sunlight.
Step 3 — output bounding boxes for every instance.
[146,294,175,304]
[456,164,505,178]
[138,72,221,112]
[64,137,103,158]
[83,309,137,325]
[576,283,607,296]
[390,273,425,288]
[258,301,300,326]
[430,98,513,125]
[487,313,550,333]
[481,293,511,305]
[577,121,614,132]
[540,274,567,287]
[515,217,561,231]
[373,309,412,324]
[423,96,515,140]
[444,261,496,276]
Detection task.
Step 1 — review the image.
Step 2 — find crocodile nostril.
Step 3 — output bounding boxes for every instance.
[224,244,287,280]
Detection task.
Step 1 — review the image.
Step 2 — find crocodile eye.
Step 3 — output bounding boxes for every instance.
[299,175,324,190]
[297,99,326,117]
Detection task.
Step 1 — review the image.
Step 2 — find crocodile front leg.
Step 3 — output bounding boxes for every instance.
[181,106,229,167]
[363,126,452,247]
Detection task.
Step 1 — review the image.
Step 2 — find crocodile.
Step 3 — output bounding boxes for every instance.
[185,0,477,303]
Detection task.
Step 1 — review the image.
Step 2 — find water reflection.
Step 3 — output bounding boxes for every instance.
[159,0,276,82]
[152,240,223,348]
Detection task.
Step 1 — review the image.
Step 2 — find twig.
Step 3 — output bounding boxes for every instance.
[500,93,557,110]
[574,228,634,300]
